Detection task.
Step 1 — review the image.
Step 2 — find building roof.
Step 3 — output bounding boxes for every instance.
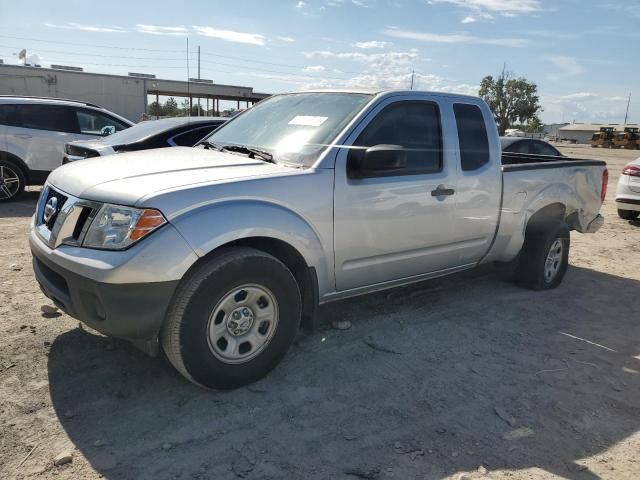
[559,123,640,132]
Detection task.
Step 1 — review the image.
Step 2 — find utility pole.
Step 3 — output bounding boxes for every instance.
[186,37,190,118]
[410,70,415,90]
[197,45,201,116]
[624,92,631,125]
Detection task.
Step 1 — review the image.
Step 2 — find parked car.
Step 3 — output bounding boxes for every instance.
[615,157,640,220]
[30,90,607,389]
[500,136,563,156]
[64,117,226,163]
[0,96,134,201]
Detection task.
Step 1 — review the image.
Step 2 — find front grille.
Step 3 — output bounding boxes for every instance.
[41,187,69,230]
[35,186,101,248]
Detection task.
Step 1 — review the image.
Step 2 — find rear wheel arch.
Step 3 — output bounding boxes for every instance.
[0,151,29,179]
[524,203,567,236]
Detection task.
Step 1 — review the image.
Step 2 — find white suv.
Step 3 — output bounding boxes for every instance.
[0,96,133,201]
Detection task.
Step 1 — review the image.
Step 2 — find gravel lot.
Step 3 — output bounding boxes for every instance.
[1,145,639,480]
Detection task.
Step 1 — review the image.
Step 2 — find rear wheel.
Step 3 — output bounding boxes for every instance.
[0,160,25,202]
[618,209,640,221]
[161,247,302,389]
[515,223,570,290]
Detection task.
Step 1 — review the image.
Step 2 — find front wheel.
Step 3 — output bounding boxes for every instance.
[618,209,639,221]
[0,160,26,202]
[161,247,301,389]
[515,223,570,290]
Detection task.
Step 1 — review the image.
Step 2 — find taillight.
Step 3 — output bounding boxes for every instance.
[622,165,640,177]
[601,169,608,202]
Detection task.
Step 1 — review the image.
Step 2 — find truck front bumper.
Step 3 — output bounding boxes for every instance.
[30,224,198,349]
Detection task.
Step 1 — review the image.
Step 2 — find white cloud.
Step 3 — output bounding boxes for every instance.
[304,65,327,72]
[306,49,421,66]
[278,36,296,42]
[541,92,630,123]
[384,27,528,47]
[192,26,265,46]
[295,1,306,7]
[45,22,126,33]
[461,15,477,23]
[136,24,188,36]
[352,40,391,49]
[545,56,586,76]
[428,0,541,14]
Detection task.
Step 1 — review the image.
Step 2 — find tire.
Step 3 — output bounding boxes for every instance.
[515,223,570,290]
[161,247,302,389]
[0,160,26,202]
[618,209,640,221]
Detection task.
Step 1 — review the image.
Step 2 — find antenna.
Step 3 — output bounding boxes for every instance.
[186,37,190,118]
[410,69,415,90]
[624,92,631,125]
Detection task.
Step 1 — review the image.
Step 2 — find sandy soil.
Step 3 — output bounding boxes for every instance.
[1,145,639,480]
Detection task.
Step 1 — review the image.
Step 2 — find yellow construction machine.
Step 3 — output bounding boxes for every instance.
[591,127,616,148]
[612,127,639,149]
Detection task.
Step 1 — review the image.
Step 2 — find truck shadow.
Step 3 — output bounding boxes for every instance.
[47,265,640,480]
[0,190,40,218]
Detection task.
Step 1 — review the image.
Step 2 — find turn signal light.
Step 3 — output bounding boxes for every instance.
[129,209,167,241]
[601,169,608,202]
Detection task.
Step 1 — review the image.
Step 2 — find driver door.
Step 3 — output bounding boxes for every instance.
[333,96,459,291]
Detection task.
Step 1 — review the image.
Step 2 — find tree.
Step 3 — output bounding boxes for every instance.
[479,68,542,135]
[147,101,163,117]
[164,97,179,116]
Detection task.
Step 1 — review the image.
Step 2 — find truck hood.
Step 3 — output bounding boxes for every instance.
[48,147,298,205]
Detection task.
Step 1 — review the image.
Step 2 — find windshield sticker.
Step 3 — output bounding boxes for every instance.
[288,116,328,127]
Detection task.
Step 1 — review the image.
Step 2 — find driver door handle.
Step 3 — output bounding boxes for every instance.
[431,186,455,197]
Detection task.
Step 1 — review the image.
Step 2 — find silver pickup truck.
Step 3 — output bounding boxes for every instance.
[30,90,607,389]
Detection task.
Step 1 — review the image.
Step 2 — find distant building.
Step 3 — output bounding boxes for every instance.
[558,123,640,144]
[543,123,569,139]
[0,64,269,122]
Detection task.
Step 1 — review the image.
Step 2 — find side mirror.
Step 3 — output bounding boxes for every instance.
[348,144,406,178]
[100,125,116,137]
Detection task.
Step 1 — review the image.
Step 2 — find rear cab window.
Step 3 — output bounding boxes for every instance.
[454,103,490,171]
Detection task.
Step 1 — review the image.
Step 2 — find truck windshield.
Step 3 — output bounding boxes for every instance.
[199,92,373,166]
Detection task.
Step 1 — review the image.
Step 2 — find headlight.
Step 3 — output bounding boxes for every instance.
[83,204,166,250]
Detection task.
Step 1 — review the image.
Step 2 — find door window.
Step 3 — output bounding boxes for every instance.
[75,108,129,136]
[349,101,443,176]
[454,103,490,171]
[15,105,76,133]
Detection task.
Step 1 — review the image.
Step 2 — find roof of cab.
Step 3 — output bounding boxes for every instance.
[285,88,483,101]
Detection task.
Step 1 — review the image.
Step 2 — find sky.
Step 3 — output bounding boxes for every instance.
[0,0,638,124]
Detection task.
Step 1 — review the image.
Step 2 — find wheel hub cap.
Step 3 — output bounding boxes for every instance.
[227,307,255,336]
[207,284,279,364]
[544,238,564,282]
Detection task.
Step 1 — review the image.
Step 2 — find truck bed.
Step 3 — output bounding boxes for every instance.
[501,151,606,171]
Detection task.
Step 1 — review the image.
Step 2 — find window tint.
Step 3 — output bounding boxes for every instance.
[350,101,442,175]
[0,105,20,126]
[171,125,220,147]
[505,140,529,154]
[76,108,128,136]
[16,105,76,133]
[454,103,489,171]
[530,140,559,156]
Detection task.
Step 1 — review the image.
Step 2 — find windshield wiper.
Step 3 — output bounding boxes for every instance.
[223,145,275,164]
[199,140,227,151]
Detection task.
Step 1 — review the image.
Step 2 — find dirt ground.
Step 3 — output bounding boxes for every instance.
[1,145,639,480]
